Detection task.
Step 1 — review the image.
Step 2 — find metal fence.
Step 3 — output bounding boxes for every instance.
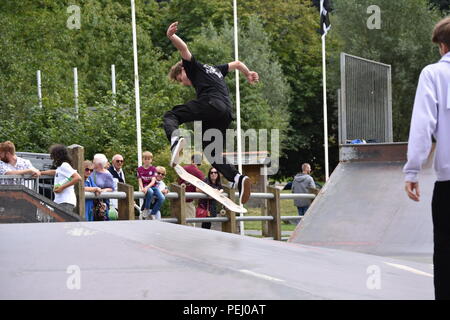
[0,174,54,200]
[1,173,315,241]
[83,185,315,240]
[339,52,393,144]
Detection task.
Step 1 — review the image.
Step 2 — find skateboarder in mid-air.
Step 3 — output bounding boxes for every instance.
[164,21,259,204]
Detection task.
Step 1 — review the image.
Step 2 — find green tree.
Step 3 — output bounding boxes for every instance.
[0,0,183,185]
[186,17,291,152]
[330,0,442,141]
[156,0,335,180]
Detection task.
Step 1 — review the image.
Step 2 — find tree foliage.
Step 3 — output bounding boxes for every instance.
[1,0,446,184]
[330,0,442,141]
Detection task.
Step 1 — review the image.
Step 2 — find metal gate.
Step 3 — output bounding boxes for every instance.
[339,53,393,144]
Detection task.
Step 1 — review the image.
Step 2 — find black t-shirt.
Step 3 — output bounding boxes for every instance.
[182,56,231,105]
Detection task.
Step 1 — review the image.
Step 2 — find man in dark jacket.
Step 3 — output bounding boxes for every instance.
[292,163,318,218]
[108,154,125,183]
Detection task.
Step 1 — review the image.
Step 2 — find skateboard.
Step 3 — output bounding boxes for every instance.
[174,164,247,214]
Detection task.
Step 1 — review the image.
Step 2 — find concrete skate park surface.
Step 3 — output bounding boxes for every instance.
[0,143,435,299]
[0,220,433,300]
[289,143,434,264]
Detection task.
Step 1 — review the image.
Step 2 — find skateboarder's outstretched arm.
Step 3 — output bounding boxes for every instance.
[228,61,259,84]
[167,21,192,61]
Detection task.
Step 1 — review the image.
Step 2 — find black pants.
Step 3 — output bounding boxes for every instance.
[432,180,450,300]
[163,97,239,182]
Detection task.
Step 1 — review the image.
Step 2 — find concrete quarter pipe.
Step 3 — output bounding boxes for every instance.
[289,143,434,263]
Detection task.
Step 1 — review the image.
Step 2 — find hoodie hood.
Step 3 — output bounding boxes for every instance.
[294,173,310,183]
[441,52,450,64]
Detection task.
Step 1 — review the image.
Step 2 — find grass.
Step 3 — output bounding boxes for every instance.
[242,190,300,233]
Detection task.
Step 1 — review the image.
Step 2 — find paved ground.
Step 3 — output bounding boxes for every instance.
[0,220,433,300]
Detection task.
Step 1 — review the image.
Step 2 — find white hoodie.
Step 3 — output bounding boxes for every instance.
[404,52,450,182]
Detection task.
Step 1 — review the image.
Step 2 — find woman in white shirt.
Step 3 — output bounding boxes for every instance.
[41,144,81,212]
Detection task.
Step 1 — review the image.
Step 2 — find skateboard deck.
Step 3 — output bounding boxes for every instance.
[174,164,247,214]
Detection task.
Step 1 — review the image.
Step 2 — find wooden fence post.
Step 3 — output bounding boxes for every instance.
[68,144,85,219]
[222,185,237,234]
[171,183,186,225]
[267,185,281,240]
[118,182,134,220]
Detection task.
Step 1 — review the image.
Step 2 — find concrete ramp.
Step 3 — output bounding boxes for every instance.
[0,185,81,223]
[0,220,433,299]
[289,143,434,263]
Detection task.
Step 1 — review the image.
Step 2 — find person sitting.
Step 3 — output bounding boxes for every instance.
[148,166,169,220]
[137,151,165,220]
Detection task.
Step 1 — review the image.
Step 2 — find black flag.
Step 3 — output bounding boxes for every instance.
[315,0,331,36]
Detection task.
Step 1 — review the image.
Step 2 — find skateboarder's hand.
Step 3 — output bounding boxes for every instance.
[405,181,420,202]
[167,22,178,38]
[246,71,259,84]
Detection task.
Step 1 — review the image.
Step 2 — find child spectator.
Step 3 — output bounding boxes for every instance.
[148,166,169,220]
[137,151,165,220]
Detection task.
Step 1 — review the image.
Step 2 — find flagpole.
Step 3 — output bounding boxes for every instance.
[131,0,142,167]
[233,0,245,235]
[37,70,42,109]
[320,0,330,182]
[322,34,329,182]
[111,64,116,107]
[73,67,79,119]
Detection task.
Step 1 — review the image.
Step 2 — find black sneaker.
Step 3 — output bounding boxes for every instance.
[170,137,186,167]
[237,175,251,204]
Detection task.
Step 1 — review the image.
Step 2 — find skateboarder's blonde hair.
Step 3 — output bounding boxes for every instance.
[168,61,183,82]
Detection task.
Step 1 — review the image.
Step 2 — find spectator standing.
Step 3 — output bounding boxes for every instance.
[292,163,318,219]
[108,154,126,210]
[199,167,223,230]
[178,154,205,227]
[137,151,165,220]
[404,16,450,300]
[40,144,82,212]
[83,160,102,221]
[108,154,126,183]
[89,153,115,218]
[0,141,41,187]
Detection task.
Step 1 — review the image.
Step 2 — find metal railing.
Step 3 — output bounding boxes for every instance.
[0,174,55,200]
[2,174,314,241]
[84,183,315,240]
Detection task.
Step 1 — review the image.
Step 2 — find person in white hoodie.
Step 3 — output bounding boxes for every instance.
[403,16,450,300]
